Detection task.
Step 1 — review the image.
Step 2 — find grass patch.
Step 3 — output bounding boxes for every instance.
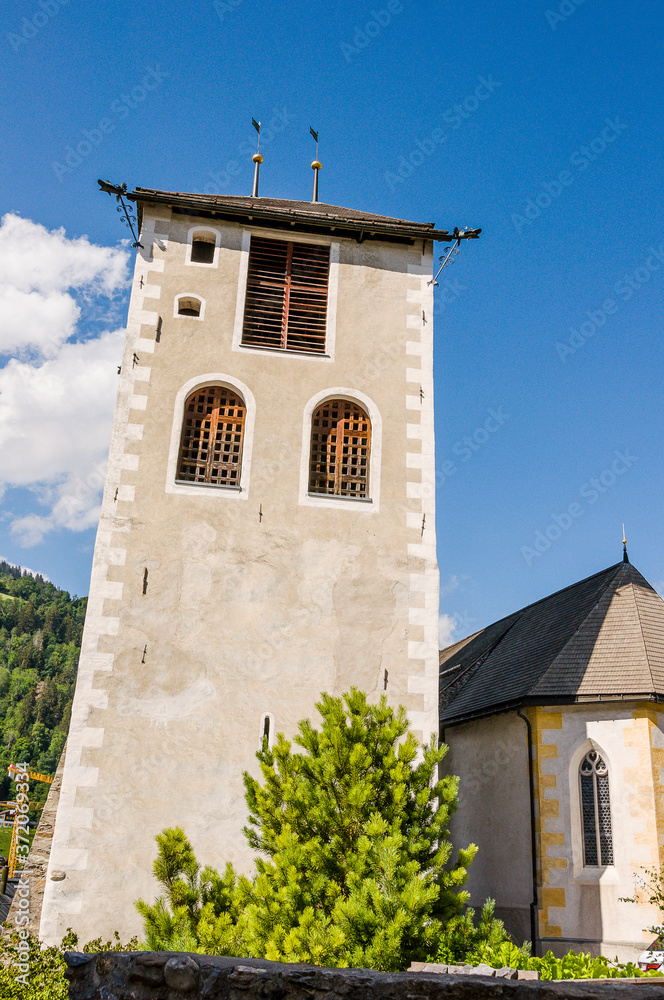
[0,823,36,859]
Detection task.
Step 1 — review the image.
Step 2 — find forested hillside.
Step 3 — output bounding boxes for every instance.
[0,561,84,805]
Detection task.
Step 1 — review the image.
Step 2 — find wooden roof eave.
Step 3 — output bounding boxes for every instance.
[440,691,664,730]
[131,190,464,245]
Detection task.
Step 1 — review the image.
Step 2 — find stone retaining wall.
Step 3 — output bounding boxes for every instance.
[64,952,664,999]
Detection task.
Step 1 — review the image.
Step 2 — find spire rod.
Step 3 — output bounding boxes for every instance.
[310,126,321,203]
[622,523,629,564]
[251,118,263,198]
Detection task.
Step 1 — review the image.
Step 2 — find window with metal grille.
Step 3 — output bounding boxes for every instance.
[579,749,614,866]
[190,232,216,264]
[309,399,371,498]
[176,386,245,488]
[241,236,330,353]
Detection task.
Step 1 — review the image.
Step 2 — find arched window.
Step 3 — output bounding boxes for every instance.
[308,399,371,498]
[579,749,613,866]
[190,230,216,264]
[176,295,202,318]
[176,386,245,488]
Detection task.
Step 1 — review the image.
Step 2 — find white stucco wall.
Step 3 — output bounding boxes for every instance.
[446,704,664,962]
[530,703,664,962]
[443,711,533,943]
[40,204,440,943]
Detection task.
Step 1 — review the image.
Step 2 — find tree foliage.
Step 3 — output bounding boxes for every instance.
[620,865,664,939]
[137,689,477,970]
[0,929,141,999]
[0,563,83,808]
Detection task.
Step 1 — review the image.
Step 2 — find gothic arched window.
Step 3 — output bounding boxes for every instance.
[308,399,371,498]
[579,749,614,867]
[176,385,245,488]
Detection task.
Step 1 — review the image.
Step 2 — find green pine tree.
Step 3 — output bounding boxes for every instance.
[136,689,477,971]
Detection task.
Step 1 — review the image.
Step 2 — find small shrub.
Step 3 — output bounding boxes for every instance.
[0,927,142,999]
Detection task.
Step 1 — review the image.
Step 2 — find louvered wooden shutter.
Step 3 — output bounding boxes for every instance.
[242,236,329,353]
[309,400,371,498]
[177,386,245,487]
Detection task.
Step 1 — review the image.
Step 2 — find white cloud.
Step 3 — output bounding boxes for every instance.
[0,213,130,546]
[438,613,460,649]
[439,574,459,597]
[1,331,123,546]
[0,213,128,357]
[0,331,122,487]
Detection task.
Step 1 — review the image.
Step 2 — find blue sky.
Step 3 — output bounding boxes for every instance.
[0,0,662,640]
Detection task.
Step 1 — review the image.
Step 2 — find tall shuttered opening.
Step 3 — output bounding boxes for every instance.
[241,236,330,353]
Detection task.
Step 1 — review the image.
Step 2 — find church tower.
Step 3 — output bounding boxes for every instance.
[40,183,460,942]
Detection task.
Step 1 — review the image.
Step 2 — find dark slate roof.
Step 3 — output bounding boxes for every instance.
[440,562,664,725]
[130,189,472,244]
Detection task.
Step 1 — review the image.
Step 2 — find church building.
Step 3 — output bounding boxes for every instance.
[441,556,664,963]
[38,180,474,943]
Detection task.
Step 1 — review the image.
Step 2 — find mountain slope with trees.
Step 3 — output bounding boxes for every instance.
[0,561,84,805]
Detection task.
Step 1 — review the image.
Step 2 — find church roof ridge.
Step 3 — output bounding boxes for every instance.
[440,561,664,726]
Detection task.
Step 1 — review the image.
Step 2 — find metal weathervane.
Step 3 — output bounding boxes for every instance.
[98,179,143,248]
[251,118,263,197]
[428,227,481,286]
[310,126,321,202]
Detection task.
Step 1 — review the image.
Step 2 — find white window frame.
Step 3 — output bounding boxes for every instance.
[298,388,381,512]
[173,294,206,321]
[185,226,221,268]
[232,228,339,362]
[165,373,256,500]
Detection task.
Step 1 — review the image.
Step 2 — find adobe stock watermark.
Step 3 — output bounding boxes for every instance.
[511,117,627,234]
[213,0,243,24]
[203,107,296,194]
[455,740,516,810]
[385,75,501,193]
[433,276,468,315]
[555,246,664,362]
[6,0,71,53]
[521,450,638,566]
[340,1,404,63]
[438,408,510,486]
[51,66,169,182]
[58,461,108,518]
[10,762,32,986]
[546,0,597,31]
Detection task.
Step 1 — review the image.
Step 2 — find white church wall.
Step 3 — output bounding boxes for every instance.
[530,703,663,962]
[443,711,533,943]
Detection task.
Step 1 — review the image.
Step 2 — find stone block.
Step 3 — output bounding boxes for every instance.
[468,963,497,976]
[517,968,539,980]
[64,952,664,1000]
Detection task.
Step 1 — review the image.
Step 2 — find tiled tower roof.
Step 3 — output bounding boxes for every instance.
[440,562,664,725]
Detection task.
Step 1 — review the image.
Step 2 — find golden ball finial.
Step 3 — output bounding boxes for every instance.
[253,153,264,164]
[311,160,322,171]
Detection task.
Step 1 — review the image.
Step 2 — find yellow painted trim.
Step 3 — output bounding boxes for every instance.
[527,707,567,940]
[625,709,662,869]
